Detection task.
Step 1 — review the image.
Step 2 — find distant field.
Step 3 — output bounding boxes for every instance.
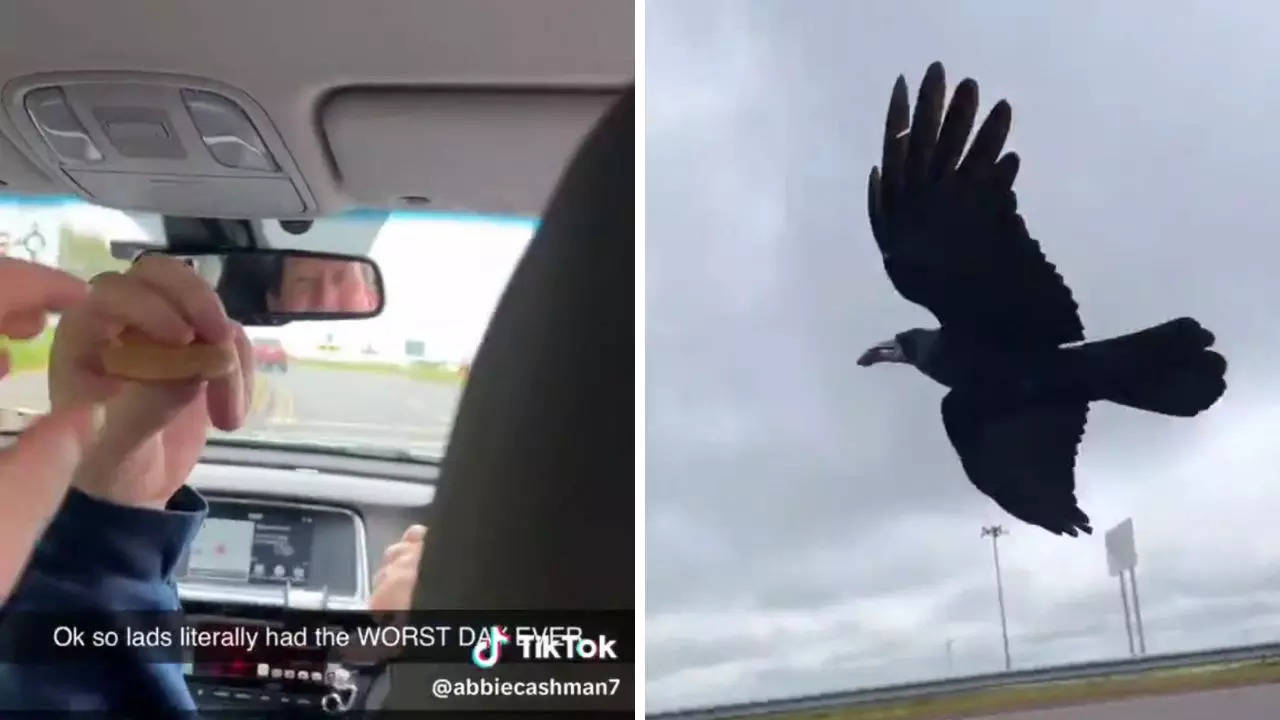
[0,340,466,384]
[0,328,55,374]
[292,357,464,385]
[748,659,1280,720]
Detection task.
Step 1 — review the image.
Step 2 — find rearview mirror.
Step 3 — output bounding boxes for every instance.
[142,249,385,326]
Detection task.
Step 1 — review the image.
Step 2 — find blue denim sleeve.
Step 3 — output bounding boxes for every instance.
[0,485,207,713]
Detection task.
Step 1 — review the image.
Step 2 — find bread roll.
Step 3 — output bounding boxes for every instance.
[101,331,236,381]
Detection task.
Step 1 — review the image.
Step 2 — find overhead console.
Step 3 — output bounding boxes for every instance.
[1,72,315,218]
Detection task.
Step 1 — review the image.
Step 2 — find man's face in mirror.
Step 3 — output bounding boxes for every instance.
[267,257,377,313]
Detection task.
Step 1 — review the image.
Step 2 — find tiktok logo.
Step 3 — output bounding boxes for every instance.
[470,625,511,669]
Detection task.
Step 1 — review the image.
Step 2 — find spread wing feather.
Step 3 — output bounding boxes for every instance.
[941,390,1093,536]
[867,62,1084,350]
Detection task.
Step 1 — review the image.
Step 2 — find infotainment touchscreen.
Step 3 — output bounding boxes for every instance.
[246,509,314,586]
[186,518,256,582]
[184,505,315,587]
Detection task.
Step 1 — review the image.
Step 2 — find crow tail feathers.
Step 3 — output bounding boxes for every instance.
[1088,317,1226,417]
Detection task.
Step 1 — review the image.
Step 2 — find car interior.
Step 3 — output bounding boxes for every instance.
[0,1,633,715]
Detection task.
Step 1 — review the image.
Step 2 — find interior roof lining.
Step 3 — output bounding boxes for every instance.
[0,0,633,218]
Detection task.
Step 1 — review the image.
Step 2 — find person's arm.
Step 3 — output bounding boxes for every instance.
[0,259,90,602]
[0,486,207,711]
[0,254,252,713]
[10,485,206,611]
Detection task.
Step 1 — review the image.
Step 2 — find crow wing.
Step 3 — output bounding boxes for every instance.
[867,62,1083,350]
[940,389,1093,537]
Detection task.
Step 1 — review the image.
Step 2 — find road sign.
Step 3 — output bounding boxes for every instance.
[1105,518,1137,577]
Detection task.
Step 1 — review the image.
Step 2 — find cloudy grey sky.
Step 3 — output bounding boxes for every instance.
[646,0,1280,711]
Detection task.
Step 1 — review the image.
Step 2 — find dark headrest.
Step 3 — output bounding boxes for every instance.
[408,87,634,610]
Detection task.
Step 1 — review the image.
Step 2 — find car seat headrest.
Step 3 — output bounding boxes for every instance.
[408,87,635,611]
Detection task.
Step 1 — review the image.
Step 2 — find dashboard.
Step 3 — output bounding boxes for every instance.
[0,434,439,714]
[177,443,437,715]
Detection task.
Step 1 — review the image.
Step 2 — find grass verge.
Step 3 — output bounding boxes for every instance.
[407,361,468,384]
[0,327,55,374]
[292,357,463,385]
[751,659,1280,720]
[249,374,269,416]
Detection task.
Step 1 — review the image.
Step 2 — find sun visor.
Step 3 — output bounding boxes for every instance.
[319,89,618,217]
[1,72,316,218]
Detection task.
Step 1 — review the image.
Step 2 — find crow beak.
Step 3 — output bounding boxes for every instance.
[857,339,905,367]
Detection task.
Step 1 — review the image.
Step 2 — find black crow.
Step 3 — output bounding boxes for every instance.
[860,62,1227,537]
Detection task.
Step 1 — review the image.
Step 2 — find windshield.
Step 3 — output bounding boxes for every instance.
[0,194,534,461]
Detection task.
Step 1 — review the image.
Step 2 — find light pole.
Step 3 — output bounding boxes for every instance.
[1129,566,1146,655]
[981,525,1011,671]
[945,638,954,674]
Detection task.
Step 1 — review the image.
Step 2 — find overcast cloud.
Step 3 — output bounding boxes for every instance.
[646,0,1280,712]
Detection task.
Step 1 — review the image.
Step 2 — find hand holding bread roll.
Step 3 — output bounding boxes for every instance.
[48,254,252,509]
[100,330,237,382]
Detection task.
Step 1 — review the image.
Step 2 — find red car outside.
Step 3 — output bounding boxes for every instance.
[252,338,288,373]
